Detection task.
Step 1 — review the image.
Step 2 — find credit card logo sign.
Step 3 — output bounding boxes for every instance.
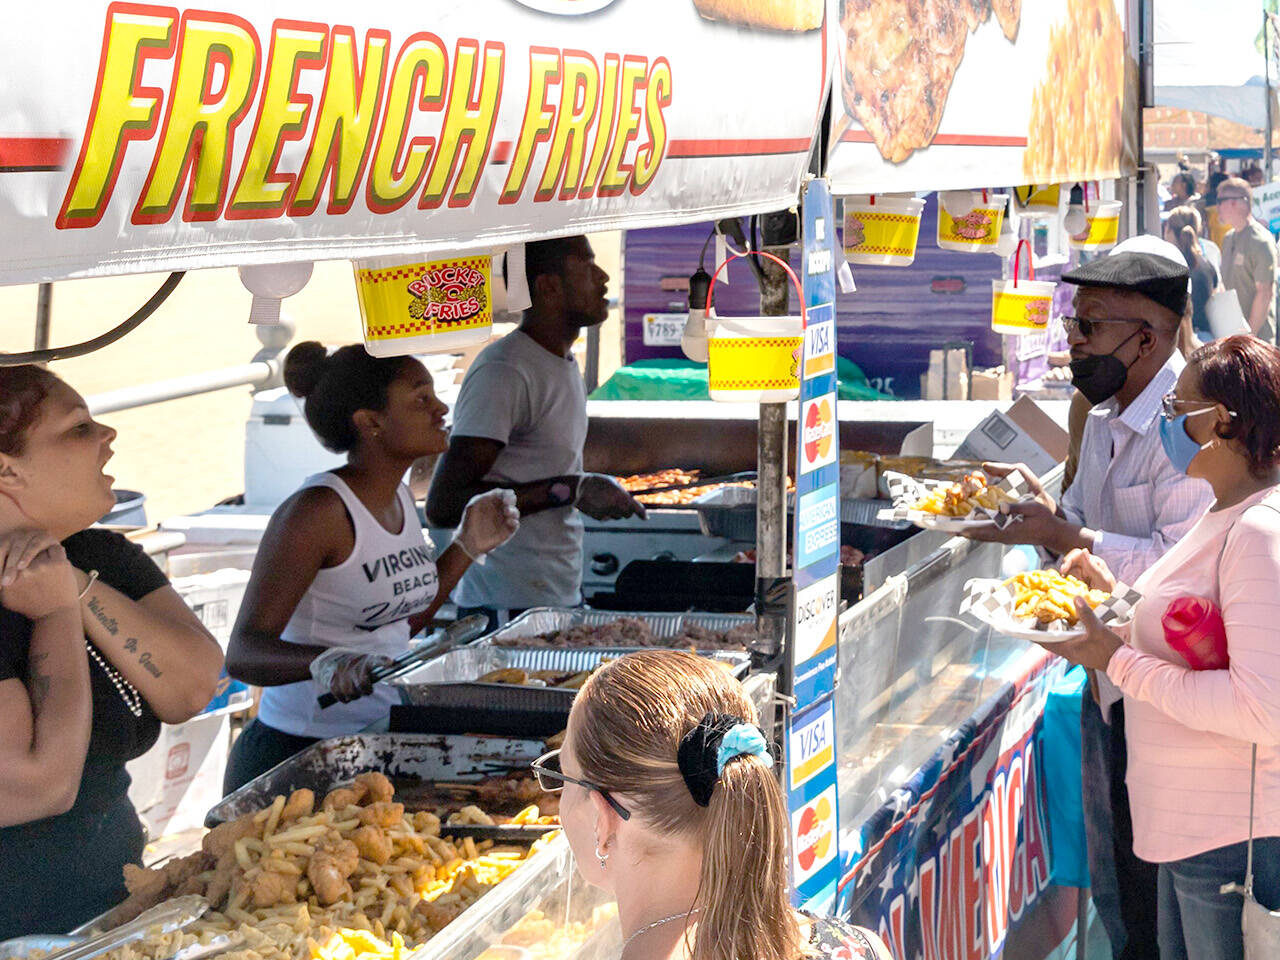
[788,701,835,791]
[796,487,839,569]
[801,395,836,474]
[793,787,837,882]
[804,316,835,378]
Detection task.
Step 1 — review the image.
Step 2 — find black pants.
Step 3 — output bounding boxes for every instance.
[0,792,145,938]
[222,718,321,796]
[1081,696,1161,960]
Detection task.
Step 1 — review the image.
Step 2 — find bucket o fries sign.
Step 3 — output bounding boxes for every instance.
[356,256,493,357]
[991,239,1055,336]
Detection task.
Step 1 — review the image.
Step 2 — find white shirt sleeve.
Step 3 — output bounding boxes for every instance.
[1092,464,1213,586]
[449,360,528,446]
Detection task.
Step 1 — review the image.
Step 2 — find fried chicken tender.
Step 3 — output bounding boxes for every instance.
[203,813,259,859]
[354,772,395,804]
[358,802,404,828]
[351,825,394,865]
[123,862,169,901]
[248,869,297,908]
[308,834,359,905]
[322,784,367,811]
[281,788,315,822]
[416,899,461,933]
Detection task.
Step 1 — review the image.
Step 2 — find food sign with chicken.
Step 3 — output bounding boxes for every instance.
[827,0,1135,194]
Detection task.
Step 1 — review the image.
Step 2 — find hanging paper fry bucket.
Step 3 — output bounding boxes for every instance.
[707,316,804,402]
[842,195,925,266]
[354,254,494,357]
[1012,184,1061,217]
[1069,185,1122,252]
[991,239,1055,336]
[937,190,1008,252]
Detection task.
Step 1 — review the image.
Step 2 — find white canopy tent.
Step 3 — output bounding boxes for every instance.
[1154,0,1273,130]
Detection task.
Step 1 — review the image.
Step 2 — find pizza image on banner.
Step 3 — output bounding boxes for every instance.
[793,786,839,885]
[801,394,838,474]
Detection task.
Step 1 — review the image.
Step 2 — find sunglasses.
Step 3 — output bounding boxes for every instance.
[1160,392,1237,421]
[531,749,631,820]
[1219,195,1249,205]
[1062,316,1150,338]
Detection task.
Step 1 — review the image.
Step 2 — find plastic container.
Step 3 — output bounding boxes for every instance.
[1012,184,1060,217]
[706,315,803,402]
[842,195,926,266]
[1070,199,1122,252]
[99,489,146,527]
[354,254,493,357]
[991,239,1055,336]
[937,192,1007,253]
[1161,596,1229,670]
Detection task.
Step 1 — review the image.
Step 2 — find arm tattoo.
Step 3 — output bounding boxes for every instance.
[86,596,119,636]
[27,652,51,711]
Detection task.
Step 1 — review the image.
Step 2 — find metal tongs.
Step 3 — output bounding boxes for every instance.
[630,470,757,497]
[50,896,208,960]
[317,613,490,709]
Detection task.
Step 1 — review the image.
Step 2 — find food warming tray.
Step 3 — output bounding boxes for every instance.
[693,486,911,540]
[487,607,756,645]
[204,732,547,827]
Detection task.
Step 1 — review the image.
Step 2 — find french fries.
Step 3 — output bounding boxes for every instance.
[911,471,1014,518]
[1003,570,1110,627]
[81,775,559,960]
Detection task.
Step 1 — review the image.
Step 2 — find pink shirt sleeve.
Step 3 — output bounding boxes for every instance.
[1106,505,1280,745]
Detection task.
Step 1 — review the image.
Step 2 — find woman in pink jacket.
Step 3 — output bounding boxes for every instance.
[1052,334,1280,960]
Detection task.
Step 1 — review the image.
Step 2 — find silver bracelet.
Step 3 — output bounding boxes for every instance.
[78,569,99,600]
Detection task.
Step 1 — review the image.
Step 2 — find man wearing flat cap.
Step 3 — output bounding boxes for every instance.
[963,247,1213,960]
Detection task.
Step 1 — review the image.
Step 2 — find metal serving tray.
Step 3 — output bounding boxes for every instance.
[487,607,756,645]
[205,732,546,827]
[693,486,911,540]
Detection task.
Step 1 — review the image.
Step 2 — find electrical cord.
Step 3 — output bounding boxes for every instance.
[0,272,185,366]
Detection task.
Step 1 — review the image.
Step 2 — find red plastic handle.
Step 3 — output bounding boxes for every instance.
[705,249,808,328]
[1012,238,1034,288]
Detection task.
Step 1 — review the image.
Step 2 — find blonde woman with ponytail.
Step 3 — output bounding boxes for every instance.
[531,650,893,960]
[1165,205,1220,340]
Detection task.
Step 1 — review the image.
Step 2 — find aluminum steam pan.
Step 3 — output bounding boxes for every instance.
[394,643,751,689]
[487,607,756,647]
[205,732,545,826]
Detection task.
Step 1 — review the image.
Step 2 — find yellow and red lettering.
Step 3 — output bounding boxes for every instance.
[534,50,597,202]
[419,39,504,209]
[366,33,447,214]
[631,57,670,196]
[578,53,618,199]
[289,27,390,216]
[58,3,177,230]
[598,54,647,198]
[226,20,328,218]
[499,47,560,205]
[132,10,260,224]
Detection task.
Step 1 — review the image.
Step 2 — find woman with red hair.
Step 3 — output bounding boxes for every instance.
[1050,335,1280,959]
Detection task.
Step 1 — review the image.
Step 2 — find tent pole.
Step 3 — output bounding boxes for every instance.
[1267,10,1274,177]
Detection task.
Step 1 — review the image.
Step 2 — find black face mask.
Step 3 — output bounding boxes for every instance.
[1068,327,1144,405]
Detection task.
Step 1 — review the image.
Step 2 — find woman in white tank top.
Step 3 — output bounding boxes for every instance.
[223,343,517,793]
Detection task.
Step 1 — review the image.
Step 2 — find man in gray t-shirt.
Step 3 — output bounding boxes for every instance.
[1218,177,1278,343]
[427,236,644,625]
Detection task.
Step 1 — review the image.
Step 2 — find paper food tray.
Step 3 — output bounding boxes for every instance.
[205,732,547,826]
[960,576,1141,642]
[877,471,1029,531]
[487,608,755,647]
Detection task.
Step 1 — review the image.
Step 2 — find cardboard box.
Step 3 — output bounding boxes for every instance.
[127,712,231,838]
[952,396,1068,476]
[920,348,969,400]
[970,366,1014,401]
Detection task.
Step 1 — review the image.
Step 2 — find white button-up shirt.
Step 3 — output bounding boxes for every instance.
[1059,351,1214,587]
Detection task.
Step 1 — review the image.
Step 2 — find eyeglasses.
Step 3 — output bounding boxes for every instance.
[530,749,631,820]
[1062,316,1150,338]
[1160,392,1237,421]
[1218,195,1249,205]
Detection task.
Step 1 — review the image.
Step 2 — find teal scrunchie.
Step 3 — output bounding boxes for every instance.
[716,723,774,776]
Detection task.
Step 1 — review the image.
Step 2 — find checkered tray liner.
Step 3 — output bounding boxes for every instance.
[875,470,1031,531]
[959,576,1142,641]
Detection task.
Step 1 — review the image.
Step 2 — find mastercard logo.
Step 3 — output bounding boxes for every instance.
[803,398,834,465]
[795,795,834,872]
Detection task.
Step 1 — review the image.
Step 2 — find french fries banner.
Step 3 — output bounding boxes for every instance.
[0,0,829,285]
[826,0,1140,195]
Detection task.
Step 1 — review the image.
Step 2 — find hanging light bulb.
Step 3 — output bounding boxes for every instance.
[1063,183,1088,236]
[239,262,314,325]
[995,197,1020,258]
[682,267,713,363]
